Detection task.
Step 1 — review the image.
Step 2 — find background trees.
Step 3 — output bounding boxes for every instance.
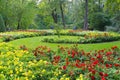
[0,0,119,32]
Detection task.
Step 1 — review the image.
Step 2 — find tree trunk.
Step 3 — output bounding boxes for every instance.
[17,21,20,30]
[4,20,7,31]
[49,0,58,24]
[99,0,101,11]
[51,9,58,23]
[60,1,66,29]
[84,0,88,30]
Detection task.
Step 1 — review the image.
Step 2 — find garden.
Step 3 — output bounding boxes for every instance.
[0,30,120,80]
[0,0,120,80]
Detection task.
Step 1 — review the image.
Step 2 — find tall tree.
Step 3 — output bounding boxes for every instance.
[84,0,88,30]
[59,0,66,28]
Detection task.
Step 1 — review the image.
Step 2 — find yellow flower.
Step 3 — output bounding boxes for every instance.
[41,69,46,74]
[60,77,64,80]
[25,77,29,80]
[14,61,19,65]
[32,75,35,78]
[19,67,23,72]
[0,61,3,64]
[9,70,13,74]
[54,72,58,76]
[59,70,61,74]
[28,70,32,75]
[33,60,37,63]
[0,66,4,70]
[65,78,70,80]
[79,74,83,80]
[43,61,47,64]
[63,74,66,77]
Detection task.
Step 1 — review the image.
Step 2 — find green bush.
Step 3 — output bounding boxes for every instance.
[89,12,110,31]
[0,14,5,32]
[106,12,120,32]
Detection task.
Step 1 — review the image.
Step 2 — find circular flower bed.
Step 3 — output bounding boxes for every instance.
[42,31,120,44]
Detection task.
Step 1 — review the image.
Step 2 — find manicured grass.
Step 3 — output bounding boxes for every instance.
[8,36,120,52]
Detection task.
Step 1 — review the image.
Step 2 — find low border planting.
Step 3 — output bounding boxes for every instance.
[0,30,120,43]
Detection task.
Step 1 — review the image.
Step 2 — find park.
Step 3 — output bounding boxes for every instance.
[0,0,120,80]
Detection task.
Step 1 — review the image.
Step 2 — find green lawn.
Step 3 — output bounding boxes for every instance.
[8,36,120,52]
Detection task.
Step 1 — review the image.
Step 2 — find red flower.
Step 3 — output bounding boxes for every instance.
[106,52,112,56]
[91,76,95,80]
[93,60,99,66]
[106,64,112,68]
[91,69,96,74]
[80,63,86,67]
[99,72,104,76]
[118,58,120,60]
[101,76,106,80]
[66,58,69,66]
[106,64,109,68]
[76,59,80,63]
[111,46,118,50]
[82,50,85,55]
[104,73,108,77]
[53,56,61,63]
[71,50,76,58]
[76,63,80,68]
[91,58,95,61]
[63,65,67,70]
[67,50,71,55]
[97,54,102,59]
[114,64,120,67]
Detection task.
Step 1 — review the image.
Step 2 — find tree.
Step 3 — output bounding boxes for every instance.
[38,0,67,29]
[59,0,67,28]
[84,0,88,30]
[13,0,37,29]
[104,0,120,32]
[0,0,38,30]
[0,14,5,32]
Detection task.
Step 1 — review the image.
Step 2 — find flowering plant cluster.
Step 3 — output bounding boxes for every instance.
[33,44,120,80]
[0,42,120,80]
[0,43,72,80]
[0,30,120,43]
[0,30,51,42]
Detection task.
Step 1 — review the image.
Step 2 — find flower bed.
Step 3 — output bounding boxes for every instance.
[33,45,120,80]
[0,30,52,42]
[0,30,120,43]
[42,31,120,44]
[1,42,120,80]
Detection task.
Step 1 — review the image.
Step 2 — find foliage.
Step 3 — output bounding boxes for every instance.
[0,0,37,30]
[89,12,110,31]
[106,11,120,32]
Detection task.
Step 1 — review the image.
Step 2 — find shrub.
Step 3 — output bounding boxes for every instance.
[89,12,110,31]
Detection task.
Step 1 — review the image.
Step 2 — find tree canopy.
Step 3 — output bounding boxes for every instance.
[0,0,119,31]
